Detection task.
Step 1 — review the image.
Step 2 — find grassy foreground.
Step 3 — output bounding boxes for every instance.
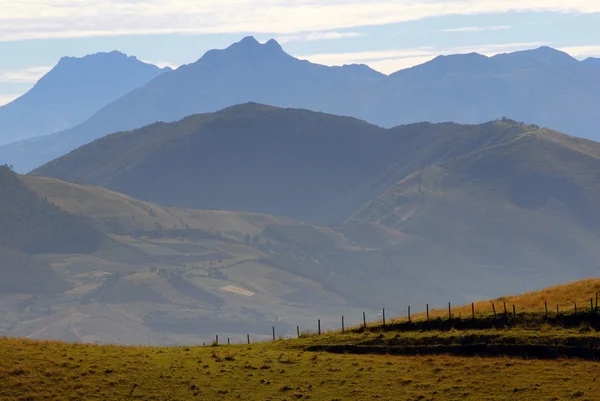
[2,337,600,401]
[3,279,600,400]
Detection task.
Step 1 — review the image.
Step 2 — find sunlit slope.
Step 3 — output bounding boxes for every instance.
[392,278,600,322]
[22,175,312,239]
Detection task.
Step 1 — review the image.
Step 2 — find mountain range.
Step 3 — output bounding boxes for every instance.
[0,51,169,146]
[1,37,599,172]
[1,104,599,343]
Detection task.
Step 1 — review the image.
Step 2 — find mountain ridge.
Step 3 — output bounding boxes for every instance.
[31,103,540,224]
[2,39,600,172]
[0,51,168,145]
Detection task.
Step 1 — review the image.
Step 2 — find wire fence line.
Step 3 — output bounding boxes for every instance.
[205,291,600,347]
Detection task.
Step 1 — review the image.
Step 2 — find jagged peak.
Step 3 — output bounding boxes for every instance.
[198,36,289,63]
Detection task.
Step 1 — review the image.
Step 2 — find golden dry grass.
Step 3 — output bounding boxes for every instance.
[2,337,600,401]
[397,279,600,322]
[3,279,600,400]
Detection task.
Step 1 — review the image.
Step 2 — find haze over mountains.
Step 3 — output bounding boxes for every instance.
[2,34,600,345]
[2,103,600,343]
[0,98,599,344]
[32,103,538,224]
[0,51,169,146]
[1,37,600,172]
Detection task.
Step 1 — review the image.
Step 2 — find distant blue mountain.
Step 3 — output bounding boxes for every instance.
[0,37,383,172]
[371,46,600,136]
[0,51,169,145]
[583,57,600,67]
[1,37,599,172]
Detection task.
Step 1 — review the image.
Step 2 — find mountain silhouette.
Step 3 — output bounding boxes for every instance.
[2,40,599,172]
[0,51,169,145]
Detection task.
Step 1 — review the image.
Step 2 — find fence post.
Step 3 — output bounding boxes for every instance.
[247,334,250,345]
[297,326,300,338]
[363,312,367,329]
[574,302,578,314]
[472,303,475,319]
[272,327,276,341]
[492,302,496,318]
[448,302,452,319]
[513,305,516,318]
[556,304,559,316]
[342,316,345,333]
[318,319,321,335]
[544,300,548,318]
[383,309,386,326]
[426,304,430,320]
[408,306,411,323]
[215,335,219,346]
[227,337,230,345]
[503,302,508,317]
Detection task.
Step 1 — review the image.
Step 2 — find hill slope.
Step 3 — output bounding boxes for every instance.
[0,166,105,295]
[349,128,600,294]
[30,104,533,224]
[0,51,168,145]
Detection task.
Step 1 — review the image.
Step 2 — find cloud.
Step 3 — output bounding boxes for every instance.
[1,0,600,42]
[442,25,511,33]
[139,59,181,70]
[0,93,21,106]
[297,42,549,74]
[0,66,53,83]
[276,31,365,44]
[558,45,600,58]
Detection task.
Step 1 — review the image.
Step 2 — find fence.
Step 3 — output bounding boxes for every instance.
[205,291,600,346]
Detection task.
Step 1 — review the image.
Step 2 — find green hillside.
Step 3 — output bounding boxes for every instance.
[31,104,534,224]
[0,165,104,254]
[349,128,600,293]
[0,166,105,296]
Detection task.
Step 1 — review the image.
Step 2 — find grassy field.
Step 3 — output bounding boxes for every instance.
[3,280,600,400]
[2,335,600,401]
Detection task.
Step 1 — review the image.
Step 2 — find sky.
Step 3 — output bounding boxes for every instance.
[1,0,600,106]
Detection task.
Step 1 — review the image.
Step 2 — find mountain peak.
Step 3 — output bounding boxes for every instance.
[238,36,260,46]
[583,57,600,67]
[57,50,133,65]
[199,36,288,63]
[494,46,577,66]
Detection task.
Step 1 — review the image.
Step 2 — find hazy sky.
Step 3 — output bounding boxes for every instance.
[1,0,599,106]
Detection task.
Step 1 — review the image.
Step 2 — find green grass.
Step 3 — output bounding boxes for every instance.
[2,331,600,401]
[3,308,600,400]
